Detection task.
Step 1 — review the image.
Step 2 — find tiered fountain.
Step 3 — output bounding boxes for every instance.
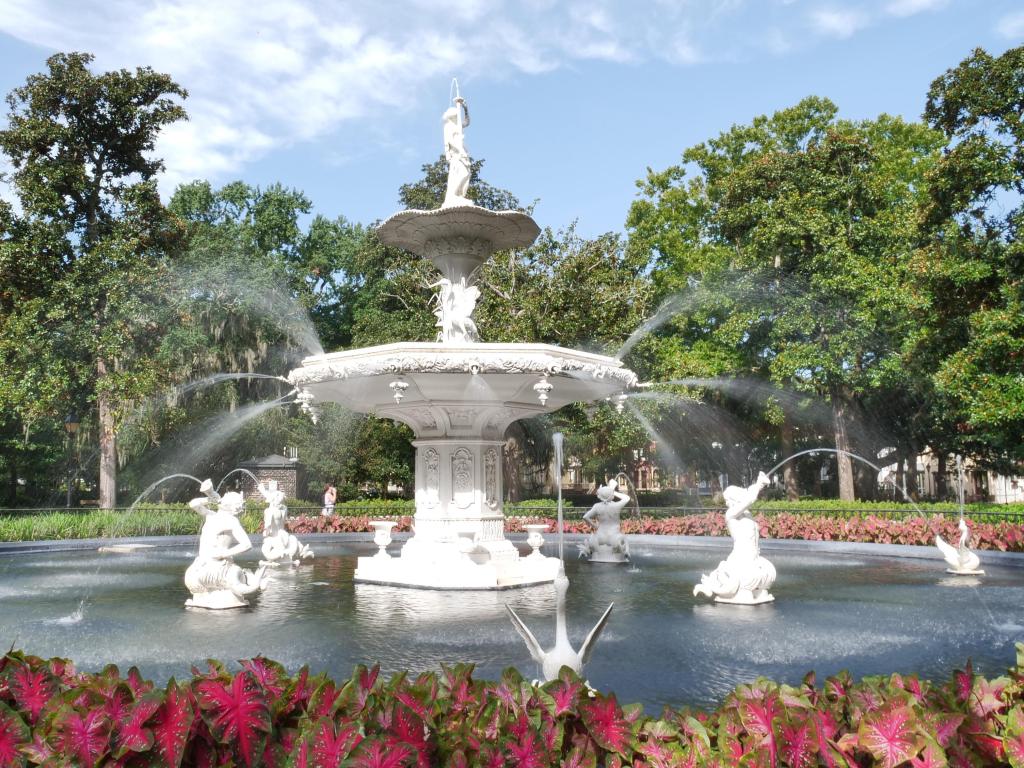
[288,87,637,589]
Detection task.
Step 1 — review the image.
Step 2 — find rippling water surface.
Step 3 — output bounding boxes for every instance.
[1,541,1021,712]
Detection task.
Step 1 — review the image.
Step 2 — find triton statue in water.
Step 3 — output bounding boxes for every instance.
[694,471,777,604]
[259,479,313,566]
[184,481,268,609]
[578,478,631,563]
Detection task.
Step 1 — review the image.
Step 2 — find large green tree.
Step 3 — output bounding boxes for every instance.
[0,52,186,507]
[628,98,944,499]
[118,180,365,497]
[911,45,1024,466]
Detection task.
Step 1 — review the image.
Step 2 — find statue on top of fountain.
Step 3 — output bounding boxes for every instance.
[442,95,472,208]
[259,479,313,566]
[184,481,268,609]
[578,479,631,563]
[693,471,777,604]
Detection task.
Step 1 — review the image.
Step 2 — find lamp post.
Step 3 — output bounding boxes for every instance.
[64,412,79,509]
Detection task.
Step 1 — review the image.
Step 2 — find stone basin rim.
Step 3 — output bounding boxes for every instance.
[295,341,633,369]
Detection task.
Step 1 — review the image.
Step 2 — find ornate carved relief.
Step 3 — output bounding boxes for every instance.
[484,449,498,509]
[449,408,480,428]
[423,448,440,508]
[290,349,638,390]
[451,448,474,509]
[481,519,504,541]
[406,407,438,430]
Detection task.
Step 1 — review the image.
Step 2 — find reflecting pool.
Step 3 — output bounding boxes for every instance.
[1,540,1021,712]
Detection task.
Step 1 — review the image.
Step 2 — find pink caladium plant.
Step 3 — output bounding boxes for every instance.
[0,701,29,768]
[580,694,633,757]
[149,680,193,768]
[111,690,163,758]
[856,701,925,768]
[5,645,1024,766]
[49,704,111,767]
[193,671,271,768]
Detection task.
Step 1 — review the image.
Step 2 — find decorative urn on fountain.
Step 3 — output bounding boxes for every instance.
[288,82,637,589]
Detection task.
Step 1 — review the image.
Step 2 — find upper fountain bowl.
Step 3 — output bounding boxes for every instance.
[288,341,637,439]
[378,205,540,282]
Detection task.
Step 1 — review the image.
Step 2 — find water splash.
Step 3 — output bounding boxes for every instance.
[956,455,966,521]
[173,372,291,400]
[129,474,203,510]
[768,448,925,515]
[217,468,262,495]
[49,598,87,625]
[171,257,324,358]
[553,432,565,562]
[133,392,297,495]
[625,399,684,476]
[615,293,692,361]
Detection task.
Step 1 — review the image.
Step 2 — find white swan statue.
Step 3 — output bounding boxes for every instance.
[935,518,984,575]
[506,566,614,682]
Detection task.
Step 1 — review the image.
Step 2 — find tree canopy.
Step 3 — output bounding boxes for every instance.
[1,46,1022,507]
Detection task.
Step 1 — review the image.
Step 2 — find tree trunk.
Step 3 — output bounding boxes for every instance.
[894,454,905,500]
[936,452,947,500]
[98,359,117,509]
[780,412,799,501]
[6,457,16,506]
[831,386,856,501]
[905,442,919,500]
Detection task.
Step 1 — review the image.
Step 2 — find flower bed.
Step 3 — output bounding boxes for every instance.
[287,512,1024,552]
[1,646,1023,767]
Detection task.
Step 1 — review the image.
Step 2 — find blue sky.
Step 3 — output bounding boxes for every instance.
[0,0,1021,237]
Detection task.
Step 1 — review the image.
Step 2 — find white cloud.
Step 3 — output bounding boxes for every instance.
[0,0,909,193]
[996,11,1024,39]
[885,0,947,17]
[810,6,870,38]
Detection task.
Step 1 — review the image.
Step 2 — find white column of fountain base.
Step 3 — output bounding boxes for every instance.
[354,437,561,589]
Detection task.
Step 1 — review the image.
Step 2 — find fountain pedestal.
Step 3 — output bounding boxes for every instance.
[291,342,635,589]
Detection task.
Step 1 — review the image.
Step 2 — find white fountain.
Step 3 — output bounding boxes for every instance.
[288,86,637,589]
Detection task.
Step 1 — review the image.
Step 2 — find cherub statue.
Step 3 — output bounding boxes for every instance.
[693,471,776,604]
[578,479,630,563]
[429,276,480,343]
[184,481,268,609]
[442,95,472,208]
[259,479,313,566]
[449,278,480,341]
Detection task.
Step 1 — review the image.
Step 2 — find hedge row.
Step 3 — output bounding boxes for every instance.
[1,646,1023,767]
[3,508,1024,551]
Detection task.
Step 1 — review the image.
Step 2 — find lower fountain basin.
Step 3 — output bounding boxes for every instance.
[1,537,1021,712]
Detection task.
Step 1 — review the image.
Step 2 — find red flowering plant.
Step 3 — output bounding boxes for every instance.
[4,645,1024,766]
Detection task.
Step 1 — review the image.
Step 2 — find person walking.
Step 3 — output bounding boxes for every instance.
[322,482,337,517]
